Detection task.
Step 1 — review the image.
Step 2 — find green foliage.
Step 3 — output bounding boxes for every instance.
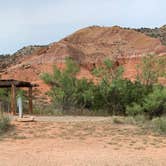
[94,64,149,115]
[41,55,166,118]
[126,54,166,118]
[0,87,31,114]
[93,59,127,114]
[41,58,97,110]
[93,59,124,81]
[16,89,25,98]
[143,87,166,118]
[0,89,6,97]
[0,88,10,101]
[137,54,166,86]
[126,86,166,118]
[134,115,146,123]
[0,114,10,134]
[126,103,144,116]
[151,117,166,134]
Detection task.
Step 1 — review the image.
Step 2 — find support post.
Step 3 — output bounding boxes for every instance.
[0,101,3,116]
[11,84,16,115]
[28,87,33,114]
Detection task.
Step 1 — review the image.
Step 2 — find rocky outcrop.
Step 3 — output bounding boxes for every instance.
[0,45,48,73]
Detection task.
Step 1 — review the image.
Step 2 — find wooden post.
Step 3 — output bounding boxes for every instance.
[28,87,33,114]
[11,84,16,115]
[0,101,3,116]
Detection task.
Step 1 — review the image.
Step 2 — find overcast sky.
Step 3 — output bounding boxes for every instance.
[0,0,166,54]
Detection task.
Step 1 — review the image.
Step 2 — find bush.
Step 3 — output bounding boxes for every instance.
[41,56,166,117]
[0,115,10,134]
[151,117,166,134]
[134,115,147,123]
[96,79,150,115]
[41,58,98,111]
[126,103,144,116]
[93,59,152,115]
[136,53,166,86]
[127,86,166,118]
[143,87,166,118]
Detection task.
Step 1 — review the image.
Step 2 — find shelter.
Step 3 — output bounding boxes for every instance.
[0,79,38,115]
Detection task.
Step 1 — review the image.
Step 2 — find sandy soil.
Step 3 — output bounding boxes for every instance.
[0,116,166,166]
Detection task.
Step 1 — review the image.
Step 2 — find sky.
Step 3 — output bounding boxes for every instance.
[0,0,166,54]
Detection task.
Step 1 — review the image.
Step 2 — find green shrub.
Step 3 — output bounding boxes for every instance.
[151,117,166,134]
[0,115,10,134]
[41,56,166,117]
[126,86,166,118]
[143,87,166,118]
[0,88,10,102]
[126,103,144,116]
[41,57,98,111]
[96,79,149,115]
[134,115,147,123]
[136,54,166,86]
[93,59,151,115]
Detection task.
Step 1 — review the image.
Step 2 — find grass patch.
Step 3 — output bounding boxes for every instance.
[124,116,136,125]
[13,135,27,140]
[112,116,125,124]
[112,115,146,125]
[112,115,166,135]
[33,105,64,116]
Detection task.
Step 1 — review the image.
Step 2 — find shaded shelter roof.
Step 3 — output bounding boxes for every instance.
[0,79,38,88]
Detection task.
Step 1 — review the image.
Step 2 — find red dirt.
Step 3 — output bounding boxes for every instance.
[1,26,166,96]
[0,116,166,166]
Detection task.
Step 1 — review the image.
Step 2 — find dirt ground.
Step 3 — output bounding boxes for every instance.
[0,116,166,166]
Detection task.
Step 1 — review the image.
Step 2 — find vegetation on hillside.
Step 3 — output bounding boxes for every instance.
[136,54,166,85]
[134,25,166,45]
[41,54,166,120]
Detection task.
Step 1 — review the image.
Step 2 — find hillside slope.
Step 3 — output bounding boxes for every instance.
[1,26,166,96]
[133,25,166,45]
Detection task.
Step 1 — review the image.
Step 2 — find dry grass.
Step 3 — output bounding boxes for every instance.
[2,116,165,150]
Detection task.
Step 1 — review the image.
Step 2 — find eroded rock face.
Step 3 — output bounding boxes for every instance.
[0,26,166,96]
[0,45,49,72]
